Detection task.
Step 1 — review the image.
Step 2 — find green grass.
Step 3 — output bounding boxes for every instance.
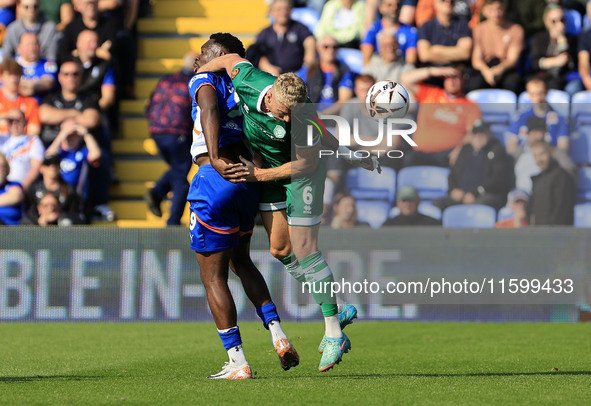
[0,322,590,405]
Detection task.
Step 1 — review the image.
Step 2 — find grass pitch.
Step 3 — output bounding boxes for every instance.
[0,322,590,405]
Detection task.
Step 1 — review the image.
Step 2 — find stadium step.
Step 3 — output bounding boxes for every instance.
[134,78,159,99]
[109,200,191,223]
[137,17,268,35]
[137,37,255,59]
[152,0,268,18]
[120,99,147,115]
[114,160,169,182]
[119,118,149,139]
[113,139,158,155]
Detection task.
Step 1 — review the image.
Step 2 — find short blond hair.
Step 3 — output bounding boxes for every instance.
[272,72,308,109]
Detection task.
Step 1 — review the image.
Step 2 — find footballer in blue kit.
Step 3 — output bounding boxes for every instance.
[188,33,298,380]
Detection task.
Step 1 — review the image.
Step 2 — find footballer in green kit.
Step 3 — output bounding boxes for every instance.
[198,47,376,371]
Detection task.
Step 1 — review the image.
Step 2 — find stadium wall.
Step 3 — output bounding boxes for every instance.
[0,228,588,322]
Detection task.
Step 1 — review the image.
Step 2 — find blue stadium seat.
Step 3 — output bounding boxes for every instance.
[565,9,582,35]
[389,201,443,220]
[442,204,497,228]
[466,89,517,124]
[570,126,591,165]
[397,166,449,201]
[356,200,391,228]
[571,91,591,128]
[577,167,591,202]
[574,203,591,227]
[291,7,320,33]
[336,48,363,74]
[346,167,396,203]
[518,89,570,118]
[497,206,513,221]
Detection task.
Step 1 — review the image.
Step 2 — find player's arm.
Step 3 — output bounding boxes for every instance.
[196,84,246,180]
[239,143,320,182]
[197,54,248,77]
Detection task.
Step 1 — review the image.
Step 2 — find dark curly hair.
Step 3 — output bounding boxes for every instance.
[210,33,246,58]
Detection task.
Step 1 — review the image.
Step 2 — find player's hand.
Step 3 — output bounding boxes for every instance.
[238,156,259,182]
[212,159,249,183]
[340,146,381,173]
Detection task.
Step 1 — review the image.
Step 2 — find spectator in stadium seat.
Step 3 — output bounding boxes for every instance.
[248,0,316,76]
[45,118,101,196]
[513,116,576,194]
[57,0,117,64]
[362,29,415,82]
[530,3,582,96]
[518,0,549,38]
[495,188,529,228]
[15,32,58,105]
[361,0,418,66]
[26,153,87,224]
[330,192,369,228]
[416,0,485,29]
[314,0,364,49]
[39,60,113,222]
[468,0,523,93]
[0,108,44,191]
[417,0,473,68]
[364,0,417,29]
[528,140,575,225]
[73,29,116,115]
[432,120,514,211]
[2,0,58,61]
[401,64,482,167]
[383,185,442,226]
[0,151,25,226]
[506,77,569,156]
[0,58,41,136]
[298,35,354,114]
[39,0,74,32]
[21,191,82,225]
[144,51,194,226]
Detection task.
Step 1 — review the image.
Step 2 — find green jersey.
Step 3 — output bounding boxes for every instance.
[230,62,320,169]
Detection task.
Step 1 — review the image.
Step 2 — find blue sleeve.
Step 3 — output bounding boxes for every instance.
[188,72,217,100]
[362,21,380,47]
[102,67,115,86]
[297,65,308,81]
[509,111,525,135]
[339,71,355,90]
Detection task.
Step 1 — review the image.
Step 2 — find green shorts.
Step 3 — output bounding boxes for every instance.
[259,160,326,227]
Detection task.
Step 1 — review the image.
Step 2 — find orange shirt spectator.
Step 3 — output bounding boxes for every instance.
[413,84,481,153]
[0,58,41,135]
[416,0,484,29]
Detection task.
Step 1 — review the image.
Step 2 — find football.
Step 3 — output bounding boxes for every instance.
[365,81,410,120]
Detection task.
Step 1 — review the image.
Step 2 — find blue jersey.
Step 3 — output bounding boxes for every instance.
[508,107,568,147]
[188,71,245,160]
[362,20,417,62]
[0,181,23,225]
[59,146,89,193]
[17,57,58,104]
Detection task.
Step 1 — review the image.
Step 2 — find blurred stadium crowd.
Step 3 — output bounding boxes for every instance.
[2,0,591,228]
